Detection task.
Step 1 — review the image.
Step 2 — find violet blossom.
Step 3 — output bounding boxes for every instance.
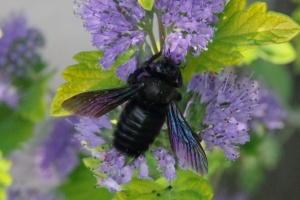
[75,0,145,75]
[74,116,178,191]
[187,70,259,160]
[251,85,286,131]
[75,0,226,79]
[156,0,225,63]
[36,117,79,180]
[0,15,44,77]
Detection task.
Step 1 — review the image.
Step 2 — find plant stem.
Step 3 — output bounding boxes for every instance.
[157,15,165,51]
[148,29,159,54]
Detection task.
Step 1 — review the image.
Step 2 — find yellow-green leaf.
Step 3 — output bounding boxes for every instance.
[241,42,296,65]
[0,151,12,200]
[51,48,134,116]
[138,0,155,11]
[183,0,300,82]
[116,169,213,200]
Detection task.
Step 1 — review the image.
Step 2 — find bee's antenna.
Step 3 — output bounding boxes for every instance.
[143,51,162,66]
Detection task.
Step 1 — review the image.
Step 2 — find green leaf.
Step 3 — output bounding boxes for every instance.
[138,0,154,11]
[257,42,297,64]
[51,48,134,116]
[117,179,165,200]
[241,42,297,65]
[18,74,51,122]
[183,0,300,82]
[60,162,114,200]
[82,157,104,177]
[0,106,34,155]
[217,2,300,46]
[116,169,213,200]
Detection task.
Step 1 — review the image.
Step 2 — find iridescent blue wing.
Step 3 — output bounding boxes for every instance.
[167,101,208,175]
[62,84,142,118]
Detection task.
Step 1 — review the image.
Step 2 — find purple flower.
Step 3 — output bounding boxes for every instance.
[153,147,177,181]
[0,15,44,77]
[188,70,259,160]
[74,116,130,190]
[0,77,19,109]
[75,0,145,69]
[97,177,123,192]
[163,32,191,63]
[73,115,162,191]
[94,148,149,192]
[74,116,112,148]
[133,155,150,179]
[187,71,219,103]
[75,0,226,79]
[116,57,137,80]
[36,117,79,180]
[251,86,286,131]
[156,0,225,63]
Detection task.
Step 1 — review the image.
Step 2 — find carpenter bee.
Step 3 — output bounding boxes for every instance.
[62,52,208,175]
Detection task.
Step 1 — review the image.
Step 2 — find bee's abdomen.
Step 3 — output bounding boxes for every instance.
[113,99,166,157]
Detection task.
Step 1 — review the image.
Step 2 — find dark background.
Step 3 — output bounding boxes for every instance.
[250,0,300,199]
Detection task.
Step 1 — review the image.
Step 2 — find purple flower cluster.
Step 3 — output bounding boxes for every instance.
[153,147,177,181]
[94,149,150,192]
[76,0,226,79]
[156,0,225,63]
[74,116,178,191]
[36,117,79,180]
[75,0,145,78]
[74,116,112,148]
[251,86,286,131]
[188,70,259,160]
[116,57,137,81]
[0,15,44,77]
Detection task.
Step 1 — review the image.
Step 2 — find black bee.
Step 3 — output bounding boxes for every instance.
[62,53,208,175]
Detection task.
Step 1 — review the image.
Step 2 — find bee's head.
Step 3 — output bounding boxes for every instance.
[151,57,183,87]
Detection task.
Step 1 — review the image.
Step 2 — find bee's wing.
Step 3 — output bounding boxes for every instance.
[62,84,142,118]
[166,101,208,175]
